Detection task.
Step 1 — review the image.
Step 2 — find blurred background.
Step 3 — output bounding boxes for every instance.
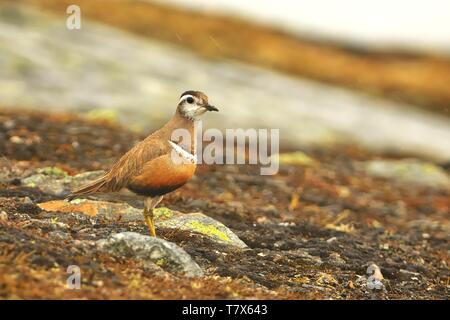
[1,0,450,161]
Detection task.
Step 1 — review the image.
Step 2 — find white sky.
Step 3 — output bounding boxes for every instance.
[150,0,450,53]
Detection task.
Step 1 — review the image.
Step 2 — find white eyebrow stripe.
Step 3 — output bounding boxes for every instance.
[179,94,194,104]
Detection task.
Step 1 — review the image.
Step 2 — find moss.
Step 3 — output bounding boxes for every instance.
[186,221,231,243]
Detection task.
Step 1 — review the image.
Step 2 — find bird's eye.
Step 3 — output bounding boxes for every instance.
[186,97,194,104]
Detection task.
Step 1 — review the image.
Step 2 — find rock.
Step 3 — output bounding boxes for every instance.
[153,207,180,221]
[39,199,182,222]
[70,171,107,187]
[38,199,144,221]
[158,213,248,248]
[38,198,247,248]
[24,218,69,231]
[326,237,337,243]
[36,167,67,177]
[23,168,105,196]
[363,159,450,189]
[366,263,385,291]
[399,269,421,281]
[22,167,67,195]
[0,211,8,221]
[97,232,203,277]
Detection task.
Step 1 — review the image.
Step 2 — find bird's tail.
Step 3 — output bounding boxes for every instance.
[66,175,108,201]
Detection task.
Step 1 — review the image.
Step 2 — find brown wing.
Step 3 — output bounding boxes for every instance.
[67,135,170,200]
[102,137,169,192]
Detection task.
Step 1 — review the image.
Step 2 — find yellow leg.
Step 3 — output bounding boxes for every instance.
[143,207,156,237]
[143,196,163,237]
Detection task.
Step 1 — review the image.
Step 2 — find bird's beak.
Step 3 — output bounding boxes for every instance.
[205,104,219,112]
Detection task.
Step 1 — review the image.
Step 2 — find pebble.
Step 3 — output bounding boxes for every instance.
[0,211,8,221]
[326,237,337,243]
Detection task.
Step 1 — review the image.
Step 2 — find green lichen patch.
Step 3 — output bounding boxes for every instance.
[154,207,176,220]
[155,258,166,266]
[185,220,231,243]
[158,213,247,248]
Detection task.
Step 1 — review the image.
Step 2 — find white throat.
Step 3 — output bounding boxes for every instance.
[168,140,197,164]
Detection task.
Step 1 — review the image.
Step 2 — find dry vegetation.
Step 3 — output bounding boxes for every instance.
[12,0,450,115]
[0,110,448,299]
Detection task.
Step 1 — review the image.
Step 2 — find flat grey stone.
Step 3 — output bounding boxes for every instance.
[23,168,105,196]
[363,159,450,189]
[96,232,203,277]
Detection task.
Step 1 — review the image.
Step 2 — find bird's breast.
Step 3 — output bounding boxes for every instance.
[128,153,196,197]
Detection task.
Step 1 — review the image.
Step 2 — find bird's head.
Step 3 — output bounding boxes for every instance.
[177,90,218,120]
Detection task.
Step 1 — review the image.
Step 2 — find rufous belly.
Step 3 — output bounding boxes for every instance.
[127,153,196,197]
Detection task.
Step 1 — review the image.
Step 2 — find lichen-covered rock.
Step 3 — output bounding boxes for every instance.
[38,199,142,220]
[158,213,248,248]
[39,197,247,248]
[23,168,105,196]
[363,159,450,189]
[38,199,182,223]
[70,171,106,188]
[97,232,203,277]
[22,167,68,195]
